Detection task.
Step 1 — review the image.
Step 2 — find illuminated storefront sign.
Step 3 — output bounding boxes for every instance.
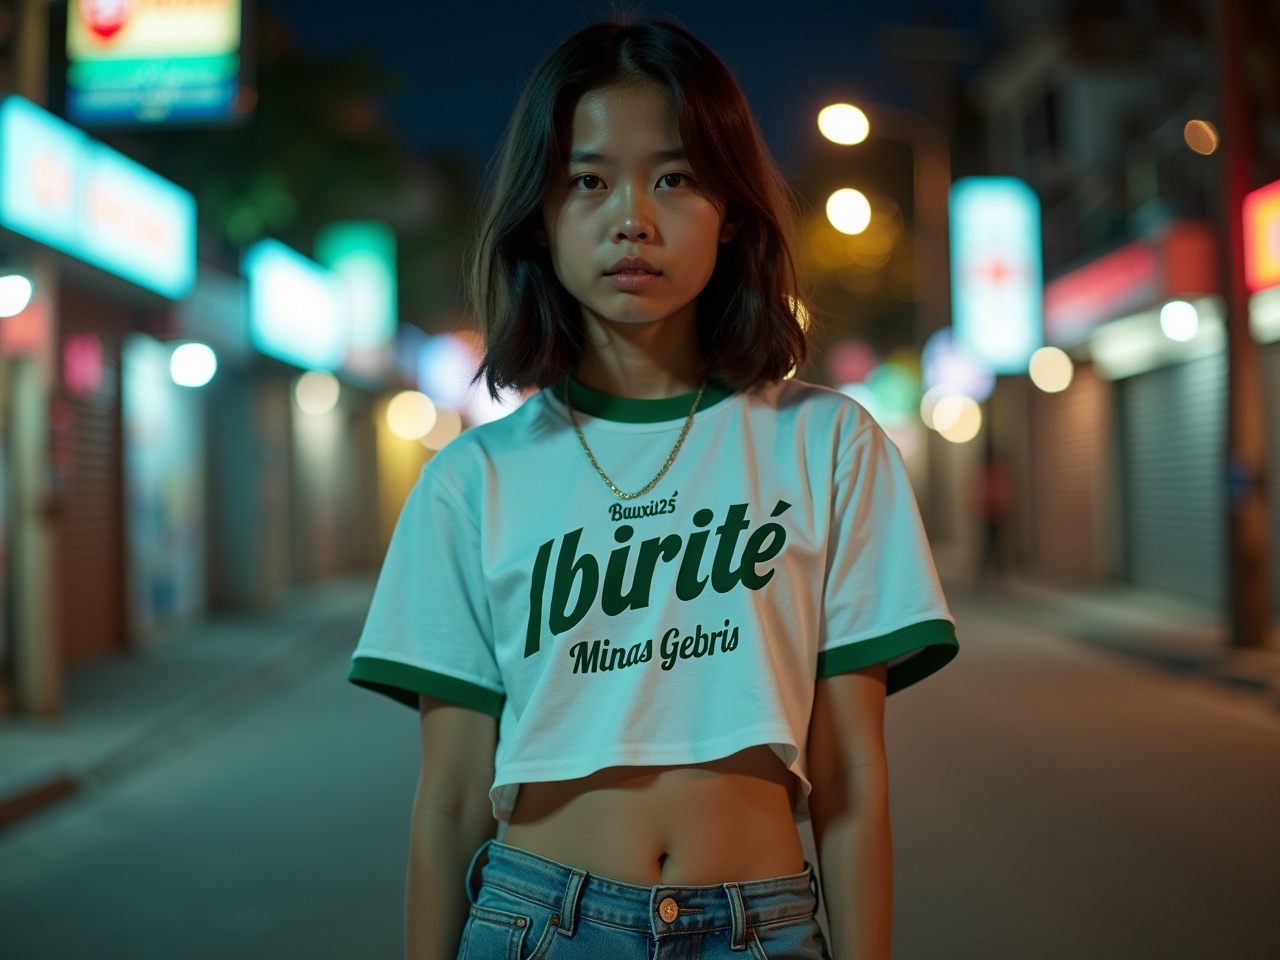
[66,0,245,126]
[1043,221,1219,346]
[0,96,196,298]
[1244,178,1280,293]
[949,177,1043,374]
[243,239,347,372]
[315,220,396,381]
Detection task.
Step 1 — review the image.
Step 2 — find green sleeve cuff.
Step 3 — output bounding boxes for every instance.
[348,656,505,718]
[817,619,958,694]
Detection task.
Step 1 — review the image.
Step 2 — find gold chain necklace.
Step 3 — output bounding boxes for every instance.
[564,374,707,500]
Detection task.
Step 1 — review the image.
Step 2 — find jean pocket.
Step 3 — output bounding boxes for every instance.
[748,912,831,960]
[471,886,566,960]
[459,902,530,960]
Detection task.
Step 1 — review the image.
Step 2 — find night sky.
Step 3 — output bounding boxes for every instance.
[256,0,992,172]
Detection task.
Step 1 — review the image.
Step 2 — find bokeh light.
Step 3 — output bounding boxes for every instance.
[420,406,463,451]
[169,342,217,388]
[388,390,437,440]
[826,339,879,385]
[1159,300,1199,342]
[1028,346,1074,393]
[826,188,872,235]
[1183,119,1219,155]
[921,327,994,403]
[418,333,479,409]
[866,362,918,428]
[920,384,958,430]
[295,371,341,415]
[0,275,34,318]
[935,394,982,443]
[818,103,870,145]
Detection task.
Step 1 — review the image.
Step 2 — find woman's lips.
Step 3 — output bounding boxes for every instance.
[605,270,661,291]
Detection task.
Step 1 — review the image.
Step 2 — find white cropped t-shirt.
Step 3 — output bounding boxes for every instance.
[349,374,958,824]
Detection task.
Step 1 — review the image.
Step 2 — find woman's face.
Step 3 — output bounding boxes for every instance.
[538,81,735,332]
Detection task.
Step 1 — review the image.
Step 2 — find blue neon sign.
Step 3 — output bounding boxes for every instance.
[243,239,347,372]
[0,96,196,298]
[949,177,1043,374]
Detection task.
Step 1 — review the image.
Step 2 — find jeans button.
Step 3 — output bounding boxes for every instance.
[659,897,679,923]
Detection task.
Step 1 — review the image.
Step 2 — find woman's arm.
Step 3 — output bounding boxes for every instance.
[807,662,892,960]
[406,695,500,960]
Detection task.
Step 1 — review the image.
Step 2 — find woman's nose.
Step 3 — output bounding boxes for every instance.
[615,218,650,241]
[613,189,653,241]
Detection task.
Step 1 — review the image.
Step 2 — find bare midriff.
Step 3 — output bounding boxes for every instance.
[499,744,806,886]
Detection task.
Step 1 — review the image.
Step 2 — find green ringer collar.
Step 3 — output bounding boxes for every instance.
[553,374,735,423]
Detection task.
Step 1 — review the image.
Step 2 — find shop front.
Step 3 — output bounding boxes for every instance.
[0,95,196,708]
[1038,221,1222,598]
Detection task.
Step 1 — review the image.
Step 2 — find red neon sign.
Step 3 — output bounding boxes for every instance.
[79,0,135,40]
[63,332,105,397]
[1244,178,1280,293]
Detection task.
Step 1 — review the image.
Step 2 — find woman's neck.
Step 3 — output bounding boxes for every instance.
[573,309,704,400]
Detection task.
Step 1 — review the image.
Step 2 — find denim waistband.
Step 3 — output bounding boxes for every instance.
[465,838,820,943]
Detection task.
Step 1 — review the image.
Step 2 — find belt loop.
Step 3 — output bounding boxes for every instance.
[557,868,587,938]
[722,882,749,950]
[464,839,494,906]
[807,861,820,904]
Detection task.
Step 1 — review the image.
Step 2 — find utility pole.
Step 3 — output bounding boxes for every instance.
[1215,0,1271,650]
[8,0,62,713]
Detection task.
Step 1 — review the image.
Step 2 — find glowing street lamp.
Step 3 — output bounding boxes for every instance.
[170,342,217,388]
[818,103,870,145]
[0,274,34,318]
[815,101,952,343]
[1159,300,1199,342]
[826,188,872,235]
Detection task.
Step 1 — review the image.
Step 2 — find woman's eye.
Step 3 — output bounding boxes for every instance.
[574,174,603,190]
[659,173,691,188]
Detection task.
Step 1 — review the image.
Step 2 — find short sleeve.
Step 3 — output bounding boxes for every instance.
[347,468,504,716]
[817,420,958,693]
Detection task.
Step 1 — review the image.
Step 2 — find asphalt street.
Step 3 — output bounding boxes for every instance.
[1,591,1277,959]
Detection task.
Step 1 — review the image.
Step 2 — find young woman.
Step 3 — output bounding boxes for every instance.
[349,16,958,960]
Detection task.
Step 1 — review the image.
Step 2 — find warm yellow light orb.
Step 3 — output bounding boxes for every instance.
[1028,346,1074,393]
[919,384,958,430]
[937,395,982,443]
[295,371,340,415]
[420,406,463,450]
[387,390,438,440]
[826,188,872,235]
[1184,119,1219,155]
[818,103,870,145]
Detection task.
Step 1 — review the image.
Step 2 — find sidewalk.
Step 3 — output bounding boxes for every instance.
[0,576,375,831]
[945,572,1280,706]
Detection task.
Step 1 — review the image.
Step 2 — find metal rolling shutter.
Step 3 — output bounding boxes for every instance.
[1118,352,1226,605]
[1030,364,1109,581]
[1261,342,1280,612]
[56,327,126,661]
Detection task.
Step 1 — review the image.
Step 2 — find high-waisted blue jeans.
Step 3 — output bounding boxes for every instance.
[458,838,832,959]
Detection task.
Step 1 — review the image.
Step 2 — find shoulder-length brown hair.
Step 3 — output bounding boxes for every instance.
[467,16,814,401]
